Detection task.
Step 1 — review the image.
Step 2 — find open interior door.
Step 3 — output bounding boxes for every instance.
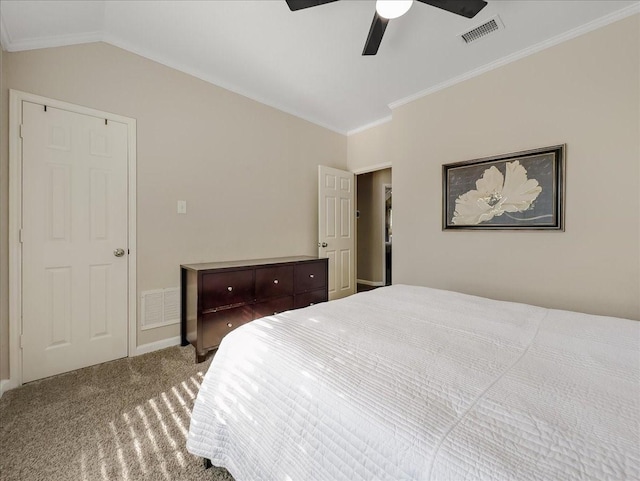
[318,165,355,300]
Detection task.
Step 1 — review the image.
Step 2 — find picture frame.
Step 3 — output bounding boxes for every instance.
[442,145,565,230]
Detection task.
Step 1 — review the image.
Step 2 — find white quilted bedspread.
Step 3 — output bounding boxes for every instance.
[187,285,640,481]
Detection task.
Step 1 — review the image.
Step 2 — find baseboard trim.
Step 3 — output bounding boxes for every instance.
[134,336,182,356]
[357,279,385,287]
[0,378,19,398]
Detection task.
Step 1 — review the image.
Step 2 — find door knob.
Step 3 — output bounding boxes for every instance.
[318,242,328,248]
[113,248,125,257]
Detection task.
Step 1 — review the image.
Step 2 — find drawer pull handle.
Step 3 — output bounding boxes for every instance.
[227,322,233,328]
[273,279,279,284]
[309,274,314,278]
[227,286,233,292]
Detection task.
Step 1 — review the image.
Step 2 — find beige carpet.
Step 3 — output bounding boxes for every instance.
[0,346,234,481]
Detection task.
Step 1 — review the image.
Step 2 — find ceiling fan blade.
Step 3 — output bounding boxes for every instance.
[362,12,389,56]
[416,0,487,19]
[285,0,340,11]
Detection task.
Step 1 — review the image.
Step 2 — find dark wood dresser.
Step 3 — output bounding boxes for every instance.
[181,256,328,362]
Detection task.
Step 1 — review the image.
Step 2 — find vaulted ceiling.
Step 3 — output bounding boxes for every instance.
[1,0,638,133]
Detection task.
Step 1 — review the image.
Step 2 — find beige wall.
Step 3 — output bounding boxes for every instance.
[0,42,347,380]
[357,168,391,283]
[347,120,392,173]
[392,15,639,320]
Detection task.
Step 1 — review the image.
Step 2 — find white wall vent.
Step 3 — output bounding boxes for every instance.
[141,287,180,330]
[460,16,504,44]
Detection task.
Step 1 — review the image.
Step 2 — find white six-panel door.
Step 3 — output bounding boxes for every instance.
[21,101,129,383]
[318,165,355,300]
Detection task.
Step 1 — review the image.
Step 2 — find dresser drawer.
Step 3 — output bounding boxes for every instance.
[201,306,254,349]
[255,265,294,300]
[294,289,327,309]
[201,269,254,311]
[294,261,327,293]
[254,296,294,319]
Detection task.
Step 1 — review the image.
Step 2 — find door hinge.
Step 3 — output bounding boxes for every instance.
[19,124,24,139]
[19,229,24,244]
[19,335,24,349]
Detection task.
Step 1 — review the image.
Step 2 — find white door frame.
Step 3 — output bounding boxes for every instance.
[8,90,137,389]
[381,183,392,285]
[353,164,392,289]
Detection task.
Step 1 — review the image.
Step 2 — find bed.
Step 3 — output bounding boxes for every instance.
[187,285,639,480]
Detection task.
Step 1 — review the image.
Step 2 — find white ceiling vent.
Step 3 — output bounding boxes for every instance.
[460,16,504,44]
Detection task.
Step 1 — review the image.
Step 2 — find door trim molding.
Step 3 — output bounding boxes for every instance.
[381,183,391,286]
[351,162,392,175]
[8,89,137,388]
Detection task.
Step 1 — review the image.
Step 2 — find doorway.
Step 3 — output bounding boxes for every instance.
[356,168,391,292]
[384,184,392,286]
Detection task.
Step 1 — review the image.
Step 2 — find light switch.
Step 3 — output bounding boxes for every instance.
[177,200,187,214]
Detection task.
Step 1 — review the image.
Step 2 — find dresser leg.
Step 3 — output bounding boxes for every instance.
[180,267,189,346]
[196,351,206,363]
[203,458,212,469]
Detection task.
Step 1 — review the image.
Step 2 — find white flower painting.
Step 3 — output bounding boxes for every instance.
[443,146,564,230]
[452,161,542,225]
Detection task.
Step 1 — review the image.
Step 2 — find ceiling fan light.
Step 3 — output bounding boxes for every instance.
[375,0,413,20]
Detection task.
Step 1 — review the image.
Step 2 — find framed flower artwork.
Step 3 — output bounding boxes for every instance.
[442,145,565,230]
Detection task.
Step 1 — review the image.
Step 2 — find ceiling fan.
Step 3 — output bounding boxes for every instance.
[285,0,488,55]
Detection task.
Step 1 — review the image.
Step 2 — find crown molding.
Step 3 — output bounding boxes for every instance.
[101,33,349,136]
[388,3,640,111]
[2,30,104,52]
[347,116,392,136]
